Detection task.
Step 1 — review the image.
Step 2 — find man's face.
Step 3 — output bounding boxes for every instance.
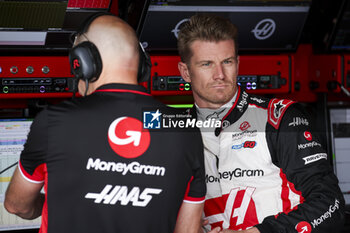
[178,40,239,109]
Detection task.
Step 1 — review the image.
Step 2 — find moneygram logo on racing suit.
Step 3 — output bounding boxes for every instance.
[311,198,340,228]
[206,168,264,183]
[231,130,257,141]
[294,198,341,233]
[298,141,321,150]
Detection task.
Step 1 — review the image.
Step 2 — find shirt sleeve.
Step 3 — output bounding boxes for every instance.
[19,109,48,183]
[183,128,206,204]
[258,103,345,233]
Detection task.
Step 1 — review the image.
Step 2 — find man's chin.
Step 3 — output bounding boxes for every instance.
[209,96,233,106]
[212,91,234,101]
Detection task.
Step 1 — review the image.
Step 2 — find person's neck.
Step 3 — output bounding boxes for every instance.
[98,72,138,86]
[195,99,227,110]
[194,95,236,110]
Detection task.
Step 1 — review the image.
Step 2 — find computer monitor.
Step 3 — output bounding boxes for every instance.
[309,0,350,52]
[326,0,350,51]
[0,0,112,53]
[329,108,350,205]
[139,0,311,52]
[0,118,41,232]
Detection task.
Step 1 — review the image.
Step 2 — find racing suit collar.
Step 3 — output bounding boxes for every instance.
[221,86,249,122]
[195,92,237,122]
[215,86,249,136]
[191,86,249,136]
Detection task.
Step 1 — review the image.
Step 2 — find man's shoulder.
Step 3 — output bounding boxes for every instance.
[244,93,298,129]
[47,98,80,112]
[248,94,270,109]
[265,97,297,129]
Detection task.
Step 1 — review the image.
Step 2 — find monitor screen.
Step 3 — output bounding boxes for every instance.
[329,108,350,205]
[0,118,41,231]
[329,0,350,51]
[139,0,311,52]
[0,0,112,52]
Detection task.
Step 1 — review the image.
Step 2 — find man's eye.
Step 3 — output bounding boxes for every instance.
[201,62,211,67]
[223,60,232,64]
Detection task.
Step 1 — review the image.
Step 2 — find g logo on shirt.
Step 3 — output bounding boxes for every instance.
[108,117,150,158]
[304,131,312,141]
[295,221,312,233]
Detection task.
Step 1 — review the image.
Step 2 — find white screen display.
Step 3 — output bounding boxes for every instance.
[0,119,41,231]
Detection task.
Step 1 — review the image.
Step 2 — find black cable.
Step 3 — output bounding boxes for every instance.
[84,79,89,97]
[0,161,18,175]
[336,82,350,97]
[71,78,78,101]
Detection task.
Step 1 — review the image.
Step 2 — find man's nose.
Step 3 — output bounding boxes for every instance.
[214,64,225,80]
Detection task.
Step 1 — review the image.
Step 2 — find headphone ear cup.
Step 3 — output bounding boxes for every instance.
[69,41,102,82]
[138,43,152,83]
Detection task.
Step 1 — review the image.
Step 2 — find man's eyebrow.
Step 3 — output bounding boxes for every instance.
[195,60,212,65]
[194,56,237,65]
[223,56,237,61]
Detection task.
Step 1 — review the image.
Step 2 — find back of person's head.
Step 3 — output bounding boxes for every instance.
[69,13,144,89]
[177,14,238,64]
[85,14,140,71]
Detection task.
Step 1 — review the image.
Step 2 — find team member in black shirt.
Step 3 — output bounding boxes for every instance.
[5,14,206,233]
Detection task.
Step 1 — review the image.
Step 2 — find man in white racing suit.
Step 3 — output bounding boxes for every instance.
[177,14,345,233]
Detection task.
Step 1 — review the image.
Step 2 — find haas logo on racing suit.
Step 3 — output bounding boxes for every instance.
[239,121,251,131]
[204,187,259,230]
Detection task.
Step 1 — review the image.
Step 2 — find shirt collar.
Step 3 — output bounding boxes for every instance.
[94,83,150,96]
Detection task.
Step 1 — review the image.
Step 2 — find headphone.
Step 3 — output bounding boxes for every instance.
[69,12,152,84]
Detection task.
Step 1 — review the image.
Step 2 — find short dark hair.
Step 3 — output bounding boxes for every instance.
[177,14,238,64]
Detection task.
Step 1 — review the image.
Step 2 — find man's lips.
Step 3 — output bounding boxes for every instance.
[210,83,230,89]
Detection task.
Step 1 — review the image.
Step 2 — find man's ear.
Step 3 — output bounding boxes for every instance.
[178,62,191,83]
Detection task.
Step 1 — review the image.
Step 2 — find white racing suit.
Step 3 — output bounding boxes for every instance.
[195,87,345,233]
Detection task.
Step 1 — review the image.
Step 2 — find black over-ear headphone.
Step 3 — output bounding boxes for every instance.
[69,12,152,83]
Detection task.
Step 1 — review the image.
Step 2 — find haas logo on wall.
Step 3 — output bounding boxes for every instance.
[251,18,276,40]
[108,117,150,158]
[172,18,189,38]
